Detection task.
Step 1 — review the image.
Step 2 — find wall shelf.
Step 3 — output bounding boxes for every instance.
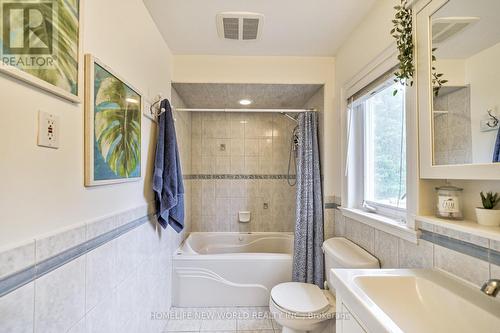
[416,215,500,242]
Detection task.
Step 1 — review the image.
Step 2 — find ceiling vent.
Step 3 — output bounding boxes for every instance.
[432,17,480,44]
[216,12,264,41]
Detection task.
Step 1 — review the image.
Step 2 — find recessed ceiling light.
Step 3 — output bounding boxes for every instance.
[239,99,252,106]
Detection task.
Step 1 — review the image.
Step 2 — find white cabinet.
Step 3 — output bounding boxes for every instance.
[337,302,367,333]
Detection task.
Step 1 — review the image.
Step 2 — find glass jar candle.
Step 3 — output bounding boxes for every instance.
[435,186,463,220]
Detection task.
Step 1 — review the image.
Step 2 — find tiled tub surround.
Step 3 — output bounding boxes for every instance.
[190,112,298,232]
[333,210,500,287]
[0,205,189,333]
[432,86,472,165]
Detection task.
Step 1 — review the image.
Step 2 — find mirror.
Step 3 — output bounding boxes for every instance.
[431,0,500,165]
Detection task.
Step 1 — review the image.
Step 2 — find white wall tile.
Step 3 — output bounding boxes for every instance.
[86,241,116,311]
[434,245,490,287]
[35,223,86,262]
[86,215,117,240]
[34,257,86,333]
[491,263,500,279]
[333,210,345,237]
[374,230,398,268]
[0,240,35,279]
[244,156,260,174]
[345,218,374,253]
[398,239,433,269]
[215,156,231,174]
[115,230,139,284]
[67,317,86,333]
[0,282,34,333]
[230,156,245,174]
[215,180,231,198]
[324,209,335,240]
[231,138,245,155]
[245,139,260,156]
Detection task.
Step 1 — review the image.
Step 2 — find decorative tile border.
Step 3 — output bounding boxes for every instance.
[0,214,153,298]
[325,203,340,210]
[183,174,296,180]
[420,229,500,265]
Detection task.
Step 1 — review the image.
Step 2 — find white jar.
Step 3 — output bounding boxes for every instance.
[435,186,463,220]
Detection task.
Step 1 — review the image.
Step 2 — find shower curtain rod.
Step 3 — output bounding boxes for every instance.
[174,108,315,113]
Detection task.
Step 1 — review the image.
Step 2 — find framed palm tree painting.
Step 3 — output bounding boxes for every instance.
[0,0,82,102]
[84,55,142,186]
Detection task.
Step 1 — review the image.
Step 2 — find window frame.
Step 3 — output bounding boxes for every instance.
[361,79,407,220]
[341,44,419,242]
[349,76,408,222]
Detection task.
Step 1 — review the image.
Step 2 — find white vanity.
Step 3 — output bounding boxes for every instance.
[332,269,500,333]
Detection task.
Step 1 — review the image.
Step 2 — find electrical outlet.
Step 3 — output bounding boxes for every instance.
[37,111,60,149]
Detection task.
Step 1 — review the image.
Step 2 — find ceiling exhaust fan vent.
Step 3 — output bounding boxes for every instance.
[432,17,480,44]
[217,12,264,41]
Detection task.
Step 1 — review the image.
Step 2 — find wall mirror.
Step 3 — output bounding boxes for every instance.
[417,0,500,179]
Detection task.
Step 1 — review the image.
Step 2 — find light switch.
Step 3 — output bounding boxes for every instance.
[37,111,60,149]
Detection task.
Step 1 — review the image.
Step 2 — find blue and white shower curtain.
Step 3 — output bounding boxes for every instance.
[292,112,324,288]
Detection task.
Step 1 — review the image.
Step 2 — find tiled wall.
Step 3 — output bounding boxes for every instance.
[0,206,189,333]
[190,112,297,232]
[433,86,472,165]
[332,210,500,287]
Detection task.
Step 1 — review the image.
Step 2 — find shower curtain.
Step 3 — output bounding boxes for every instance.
[292,112,324,288]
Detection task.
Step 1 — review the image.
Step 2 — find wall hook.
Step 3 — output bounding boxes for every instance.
[486,109,499,128]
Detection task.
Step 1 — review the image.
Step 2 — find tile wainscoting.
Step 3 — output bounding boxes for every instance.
[333,209,500,287]
[0,205,189,333]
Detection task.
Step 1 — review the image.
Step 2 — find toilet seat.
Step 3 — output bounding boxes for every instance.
[270,282,330,317]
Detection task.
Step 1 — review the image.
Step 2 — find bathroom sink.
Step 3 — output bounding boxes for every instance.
[331,269,500,333]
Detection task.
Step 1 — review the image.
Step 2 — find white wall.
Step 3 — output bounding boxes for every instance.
[334,0,398,203]
[467,42,500,163]
[434,59,466,86]
[0,0,173,247]
[172,55,337,196]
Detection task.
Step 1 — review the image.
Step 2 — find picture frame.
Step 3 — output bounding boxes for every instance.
[0,0,83,103]
[84,54,143,186]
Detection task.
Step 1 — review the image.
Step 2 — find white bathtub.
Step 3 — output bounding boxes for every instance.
[173,232,294,307]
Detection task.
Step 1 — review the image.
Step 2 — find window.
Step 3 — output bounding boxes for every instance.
[364,80,406,210]
[348,73,407,220]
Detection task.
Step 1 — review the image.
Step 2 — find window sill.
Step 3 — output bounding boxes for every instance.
[340,208,420,244]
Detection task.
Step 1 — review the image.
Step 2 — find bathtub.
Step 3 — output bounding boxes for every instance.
[173,232,293,307]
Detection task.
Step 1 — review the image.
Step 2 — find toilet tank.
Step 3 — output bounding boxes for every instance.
[322,237,379,291]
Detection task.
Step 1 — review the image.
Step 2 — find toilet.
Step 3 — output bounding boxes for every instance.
[270,237,380,333]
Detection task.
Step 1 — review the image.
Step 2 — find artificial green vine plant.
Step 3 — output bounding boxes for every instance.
[391,0,447,96]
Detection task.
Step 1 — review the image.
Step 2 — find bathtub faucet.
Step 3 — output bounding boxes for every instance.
[481,279,500,297]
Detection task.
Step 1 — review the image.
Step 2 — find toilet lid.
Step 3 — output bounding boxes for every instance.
[271,282,329,315]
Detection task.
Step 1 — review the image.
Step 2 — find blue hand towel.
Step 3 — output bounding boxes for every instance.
[152,99,184,232]
[493,127,500,163]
